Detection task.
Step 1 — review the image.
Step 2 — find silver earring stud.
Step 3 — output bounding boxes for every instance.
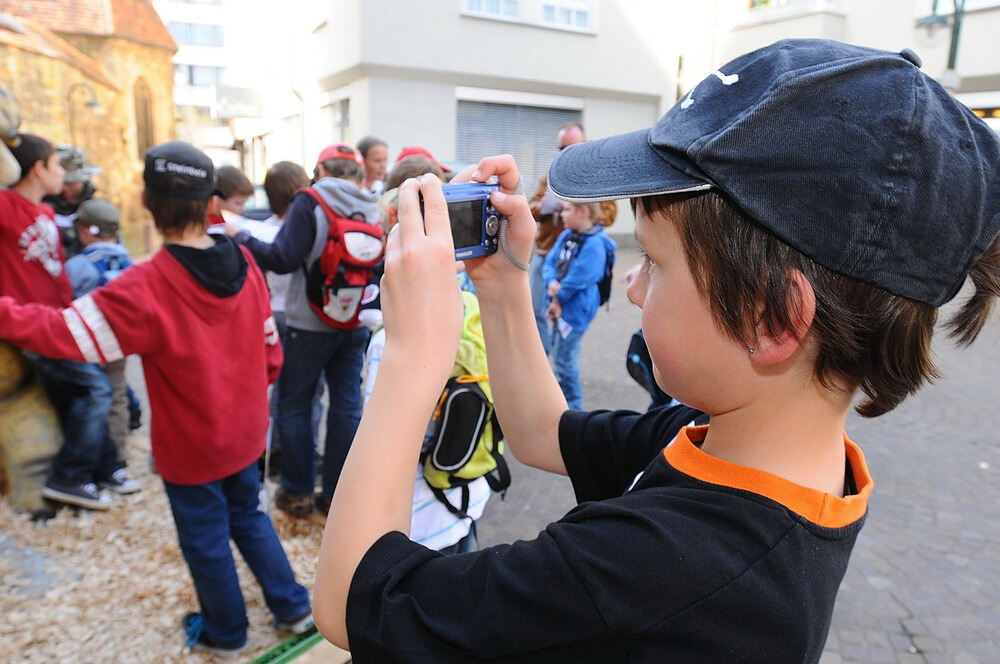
[748,347,756,354]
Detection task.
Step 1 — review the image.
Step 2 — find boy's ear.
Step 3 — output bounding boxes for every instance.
[751,268,816,366]
[140,188,148,210]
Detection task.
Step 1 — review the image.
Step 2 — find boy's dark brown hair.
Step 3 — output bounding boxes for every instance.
[10,133,54,183]
[144,188,207,235]
[636,192,1000,417]
[215,165,253,199]
[315,158,363,184]
[384,156,443,191]
[264,161,310,218]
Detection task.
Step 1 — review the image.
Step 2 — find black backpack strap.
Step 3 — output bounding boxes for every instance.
[483,414,511,496]
[431,485,472,521]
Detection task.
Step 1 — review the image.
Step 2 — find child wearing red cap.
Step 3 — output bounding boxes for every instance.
[229,143,381,519]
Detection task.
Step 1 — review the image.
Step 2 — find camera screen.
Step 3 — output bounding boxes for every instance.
[449,200,483,249]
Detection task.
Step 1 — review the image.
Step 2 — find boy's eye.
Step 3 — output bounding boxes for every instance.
[638,248,655,271]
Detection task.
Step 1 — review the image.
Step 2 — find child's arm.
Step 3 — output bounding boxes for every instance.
[554,238,605,304]
[0,271,154,363]
[314,174,465,648]
[459,156,570,475]
[541,234,563,288]
[230,194,315,274]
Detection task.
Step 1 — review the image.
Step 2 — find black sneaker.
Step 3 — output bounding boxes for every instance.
[274,609,314,635]
[99,469,141,495]
[42,481,112,510]
[181,613,245,658]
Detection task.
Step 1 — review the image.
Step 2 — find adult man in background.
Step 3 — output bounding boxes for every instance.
[529,122,616,353]
[43,144,100,258]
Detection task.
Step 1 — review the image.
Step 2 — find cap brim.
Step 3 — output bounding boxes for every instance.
[547,128,711,203]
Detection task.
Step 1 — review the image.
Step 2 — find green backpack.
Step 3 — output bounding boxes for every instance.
[421,290,510,518]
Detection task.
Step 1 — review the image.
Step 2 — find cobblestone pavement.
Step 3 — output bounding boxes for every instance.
[477,247,1000,663]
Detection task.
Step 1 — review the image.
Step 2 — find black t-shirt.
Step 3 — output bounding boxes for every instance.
[346,405,872,663]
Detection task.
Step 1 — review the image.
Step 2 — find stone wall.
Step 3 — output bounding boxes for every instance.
[1,36,174,256]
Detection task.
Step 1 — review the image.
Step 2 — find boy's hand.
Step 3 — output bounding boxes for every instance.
[546,300,562,321]
[381,174,463,384]
[222,222,242,238]
[450,155,535,298]
[547,280,561,298]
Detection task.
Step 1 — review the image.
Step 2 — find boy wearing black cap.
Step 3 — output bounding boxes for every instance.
[310,40,1000,662]
[0,141,313,656]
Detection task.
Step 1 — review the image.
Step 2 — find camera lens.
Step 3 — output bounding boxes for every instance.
[485,214,499,236]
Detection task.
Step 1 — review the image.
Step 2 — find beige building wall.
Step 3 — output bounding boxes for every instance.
[314,0,675,239]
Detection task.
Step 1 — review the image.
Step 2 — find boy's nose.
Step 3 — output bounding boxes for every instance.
[626,270,645,308]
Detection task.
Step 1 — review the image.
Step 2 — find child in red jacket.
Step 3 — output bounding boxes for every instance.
[0,133,134,510]
[0,141,312,656]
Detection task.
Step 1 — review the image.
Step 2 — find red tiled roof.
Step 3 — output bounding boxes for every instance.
[0,0,175,51]
[0,14,119,89]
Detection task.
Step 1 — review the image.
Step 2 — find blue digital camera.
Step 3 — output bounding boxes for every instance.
[440,182,502,260]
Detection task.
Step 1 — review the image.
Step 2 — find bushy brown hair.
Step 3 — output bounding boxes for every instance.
[215,165,253,198]
[10,133,54,182]
[144,188,207,235]
[384,155,444,191]
[635,192,1000,417]
[264,161,310,218]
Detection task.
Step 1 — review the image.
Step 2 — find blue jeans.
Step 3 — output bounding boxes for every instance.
[269,313,324,455]
[276,325,369,500]
[551,328,585,410]
[530,253,551,355]
[164,461,310,647]
[30,354,120,484]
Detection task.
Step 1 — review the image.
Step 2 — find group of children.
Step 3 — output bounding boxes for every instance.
[1,36,998,662]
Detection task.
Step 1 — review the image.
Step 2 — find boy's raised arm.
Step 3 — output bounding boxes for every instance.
[458,155,570,476]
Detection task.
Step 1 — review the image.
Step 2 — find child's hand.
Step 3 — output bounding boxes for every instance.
[546,300,562,321]
[547,281,561,298]
[222,222,242,238]
[450,155,535,298]
[380,175,463,383]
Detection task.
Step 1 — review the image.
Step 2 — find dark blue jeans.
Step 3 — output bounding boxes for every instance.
[269,312,324,455]
[276,325,369,501]
[30,354,120,485]
[164,461,310,647]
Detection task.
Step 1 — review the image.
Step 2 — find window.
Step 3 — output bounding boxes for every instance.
[134,78,154,159]
[174,64,222,87]
[464,0,594,32]
[168,21,224,47]
[456,100,581,190]
[538,1,594,31]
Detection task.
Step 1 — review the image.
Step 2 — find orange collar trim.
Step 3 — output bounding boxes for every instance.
[663,426,873,529]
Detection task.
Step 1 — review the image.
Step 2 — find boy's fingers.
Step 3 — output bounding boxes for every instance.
[417,174,451,242]
[472,155,521,194]
[395,178,421,246]
[448,164,479,184]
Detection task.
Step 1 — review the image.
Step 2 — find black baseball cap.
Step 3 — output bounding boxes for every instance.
[143,141,215,201]
[549,39,1000,307]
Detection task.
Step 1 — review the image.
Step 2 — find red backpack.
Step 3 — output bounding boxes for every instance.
[299,187,384,330]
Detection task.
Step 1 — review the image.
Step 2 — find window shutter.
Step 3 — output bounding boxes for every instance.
[455,101,581,191]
